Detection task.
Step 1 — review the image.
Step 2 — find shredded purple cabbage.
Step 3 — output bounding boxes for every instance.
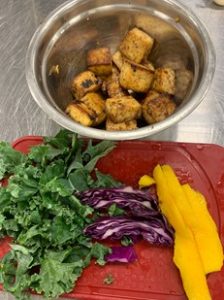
[76,186,159,218]
[84,216,173,246]
[79,186,174,246]
[106,246,137,263]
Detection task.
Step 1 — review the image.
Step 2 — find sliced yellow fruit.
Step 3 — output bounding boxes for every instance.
[182,184,223,273]
[138,174,155,188]
[174,232,211,300]
[161,165,223,274]
[153,165,187,235]
[153,164,212,300]
[161,165,198,228]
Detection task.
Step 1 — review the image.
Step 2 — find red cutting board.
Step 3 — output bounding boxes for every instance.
[1,136,224,300]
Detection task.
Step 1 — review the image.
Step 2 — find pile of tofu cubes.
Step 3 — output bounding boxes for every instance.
[66,27,180,131]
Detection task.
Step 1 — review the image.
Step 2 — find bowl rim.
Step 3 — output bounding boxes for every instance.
[26,0,216,140]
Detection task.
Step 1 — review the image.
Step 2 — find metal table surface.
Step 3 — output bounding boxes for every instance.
[0,0,223,299]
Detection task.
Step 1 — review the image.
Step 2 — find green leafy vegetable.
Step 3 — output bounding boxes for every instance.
[81,140,115,172]
[37,255,83,299]
[0,130,120,300]
[0,142,25,180]
[103,274,114,285]
[121,236,133,247]
[108,204,125,217]
[95,170,122,188]
[68,168,94,192]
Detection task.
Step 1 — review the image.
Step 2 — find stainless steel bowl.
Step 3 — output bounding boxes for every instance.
[26,0,215,140]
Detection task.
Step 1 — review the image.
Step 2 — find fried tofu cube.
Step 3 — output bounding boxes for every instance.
[119,28,154,63]
[71,70,100,99]
[101,79,108,94]
[152,67,176,95]
[66,102,93,127]
[105,67,126,98]
[144,90,160,101]
[175,69,193,101]
[66,92,106,127]
[112,51,124,70]
[106,119,137,131]
[79,92,106,126]
[142,90,176,124]
[105,96,141,123]
[119,60,154,93]
[87,47,112,76]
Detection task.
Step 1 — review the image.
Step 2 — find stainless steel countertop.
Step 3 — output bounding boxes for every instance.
[0,0,224,299]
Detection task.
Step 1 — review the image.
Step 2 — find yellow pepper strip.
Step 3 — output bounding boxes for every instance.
[182,184,223,273]
[161,165,223,274]
[153,164,212,300]
[138,175,155,188]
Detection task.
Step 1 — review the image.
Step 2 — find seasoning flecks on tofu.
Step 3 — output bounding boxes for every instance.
[119,60,154,93]
[152,67,176,95]
[106,118,137,131]
[119,27,154,63]
[66,92,106,127]
[105,67,126,98]
[66,102,93,127]
[65,26,192,131]
[71,70,101,99]
[105,96,141,123]
[79,92,106,126]
[142,90,176,124]
[87,47,112,76]
[112,51,124,70]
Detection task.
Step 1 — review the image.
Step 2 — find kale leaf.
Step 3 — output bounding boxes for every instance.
[0,130,120,300]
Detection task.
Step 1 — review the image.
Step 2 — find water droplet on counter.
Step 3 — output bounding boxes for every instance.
[216,180,224,193]
[152,143,162,151]
[196,145,204,150]
[176,168,193,184]
[216,180,224,209]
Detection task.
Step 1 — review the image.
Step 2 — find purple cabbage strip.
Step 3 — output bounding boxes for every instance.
[76,186,159,218]
[84,216,173,246]
[106,246,137,263]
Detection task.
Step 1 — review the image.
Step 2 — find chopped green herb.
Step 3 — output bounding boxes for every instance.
[121,236,133,246]
[103,273,114,285]
[108,203,125,217]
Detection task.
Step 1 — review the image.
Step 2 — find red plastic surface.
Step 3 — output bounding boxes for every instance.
[1,136,224,300]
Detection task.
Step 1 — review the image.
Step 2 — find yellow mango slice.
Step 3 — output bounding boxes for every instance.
[182,184,223,273]
[153,165,187,235]
[161,165,223,273]
[138,175,155,188]
[153,164,212,299]
[174,232,211,300]
[161,165,198,228]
